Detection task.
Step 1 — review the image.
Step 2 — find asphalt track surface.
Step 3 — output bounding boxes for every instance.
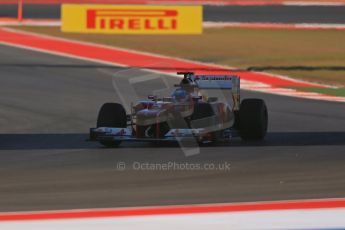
[1,5,345,24]
[0,44,345,212]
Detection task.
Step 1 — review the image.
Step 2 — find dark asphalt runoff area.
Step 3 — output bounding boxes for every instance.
[0,44,345,212]
[1,5,345,23]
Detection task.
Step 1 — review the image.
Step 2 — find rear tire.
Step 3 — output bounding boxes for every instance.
[239,99,268,141]
[97,103,127,147]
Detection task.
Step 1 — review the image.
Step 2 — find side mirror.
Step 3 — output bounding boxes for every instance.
[192,96,202,101]
[148,95,157,100]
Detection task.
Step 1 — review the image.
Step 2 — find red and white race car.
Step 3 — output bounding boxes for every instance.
[90,72,268,147]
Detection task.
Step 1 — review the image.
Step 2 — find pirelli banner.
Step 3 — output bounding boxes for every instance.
[61,5,203,34]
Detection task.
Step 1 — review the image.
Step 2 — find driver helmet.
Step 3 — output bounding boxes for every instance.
[172,88,189,102]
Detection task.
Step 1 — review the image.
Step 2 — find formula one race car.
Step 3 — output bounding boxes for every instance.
[90,72,268,147]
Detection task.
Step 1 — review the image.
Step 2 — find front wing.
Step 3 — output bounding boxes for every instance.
[89,127,235,143]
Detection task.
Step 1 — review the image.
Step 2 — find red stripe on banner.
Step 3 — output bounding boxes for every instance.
[0,28,322,88]
[0,198,345,221]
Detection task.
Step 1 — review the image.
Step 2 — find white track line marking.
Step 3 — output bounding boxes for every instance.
[1,27,344,103]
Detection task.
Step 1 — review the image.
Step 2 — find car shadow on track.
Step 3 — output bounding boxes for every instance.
[0,132,344,150]
[0,133,94,150]
[232,132,345,147]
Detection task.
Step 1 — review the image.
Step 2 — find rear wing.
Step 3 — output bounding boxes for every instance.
[177,72,240,90]
[192,75,240,90]
[177,72,240,110]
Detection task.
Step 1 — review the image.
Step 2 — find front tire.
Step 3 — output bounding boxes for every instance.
[239,99,268,141]
[97,103,127,147]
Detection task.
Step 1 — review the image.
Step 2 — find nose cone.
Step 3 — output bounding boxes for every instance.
[136,109,169,126]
